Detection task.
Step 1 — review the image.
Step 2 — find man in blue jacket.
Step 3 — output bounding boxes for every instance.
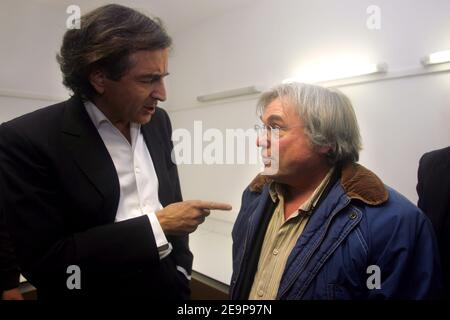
[231,82,442,299]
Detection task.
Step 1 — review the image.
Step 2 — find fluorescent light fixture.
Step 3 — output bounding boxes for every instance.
[421,50,450,65]
[283,62,388,84]
[197,85,264,102]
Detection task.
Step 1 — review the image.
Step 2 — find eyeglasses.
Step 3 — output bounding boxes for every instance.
[254,123,302,138]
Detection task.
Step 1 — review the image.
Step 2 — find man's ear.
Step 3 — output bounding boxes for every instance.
[89,69,106,95]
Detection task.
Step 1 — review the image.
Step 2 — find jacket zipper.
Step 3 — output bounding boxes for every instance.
[278,197,351,299]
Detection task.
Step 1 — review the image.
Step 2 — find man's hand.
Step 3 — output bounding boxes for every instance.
[1,288,24,300]
[156,200,232,235]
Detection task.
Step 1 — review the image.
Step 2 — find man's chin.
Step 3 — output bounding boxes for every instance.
[135,114,153,124]
[261,164,281,177]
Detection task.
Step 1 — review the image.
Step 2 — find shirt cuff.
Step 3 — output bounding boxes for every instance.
[146,212,172,260]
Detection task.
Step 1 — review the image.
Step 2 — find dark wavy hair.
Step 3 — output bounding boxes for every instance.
[57,4,172,99]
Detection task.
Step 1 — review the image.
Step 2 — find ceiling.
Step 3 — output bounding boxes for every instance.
[32,0,254,35]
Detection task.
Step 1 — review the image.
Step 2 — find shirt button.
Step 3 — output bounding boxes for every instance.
[135,167,141,174]
[273,249,279,255]
[258,290,264,297]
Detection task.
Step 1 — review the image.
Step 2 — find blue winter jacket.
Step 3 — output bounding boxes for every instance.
[230,163,443,299]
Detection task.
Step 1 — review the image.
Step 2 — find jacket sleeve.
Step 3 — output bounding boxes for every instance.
[368,206,443,299]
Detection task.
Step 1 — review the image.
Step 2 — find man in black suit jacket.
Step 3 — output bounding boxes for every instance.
[0,4,230,299]
[417,146,450,299]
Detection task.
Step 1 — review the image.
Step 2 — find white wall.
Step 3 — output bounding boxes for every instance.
[0,0,71,122]
[0,0,69,99]
[166,0,450,284]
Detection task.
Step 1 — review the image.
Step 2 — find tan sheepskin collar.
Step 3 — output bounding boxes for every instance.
[249,163,388,206]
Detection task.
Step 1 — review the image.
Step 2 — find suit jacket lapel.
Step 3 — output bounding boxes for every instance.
[61,96,120,221]
[141,117,172,207]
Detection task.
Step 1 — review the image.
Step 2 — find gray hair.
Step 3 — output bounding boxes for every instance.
[257,82,362,165]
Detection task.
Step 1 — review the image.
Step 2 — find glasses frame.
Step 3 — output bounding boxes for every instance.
[254,123,302,138]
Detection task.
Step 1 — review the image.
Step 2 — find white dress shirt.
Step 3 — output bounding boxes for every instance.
[84,101,172,259]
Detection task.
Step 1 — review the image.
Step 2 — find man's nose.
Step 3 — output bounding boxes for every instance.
[257,133,269,148]
[151,80,167,101]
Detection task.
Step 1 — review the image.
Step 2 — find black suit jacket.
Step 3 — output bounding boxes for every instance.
[417,146,450,298]
[0,95,192,299]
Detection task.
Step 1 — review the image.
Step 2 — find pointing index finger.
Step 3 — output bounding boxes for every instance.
[193,200,232,211]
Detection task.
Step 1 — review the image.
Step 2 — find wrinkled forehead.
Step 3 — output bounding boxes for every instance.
[258,95,299,120]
